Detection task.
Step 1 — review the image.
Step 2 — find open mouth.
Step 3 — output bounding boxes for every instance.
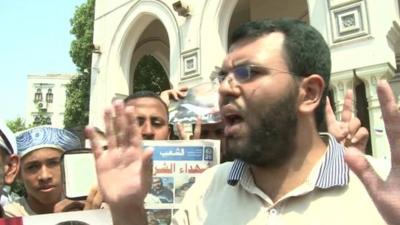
[221,107,244,136]
[224,114,243,126]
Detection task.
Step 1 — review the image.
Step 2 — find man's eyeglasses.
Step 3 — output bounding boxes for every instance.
[217,65,293,83]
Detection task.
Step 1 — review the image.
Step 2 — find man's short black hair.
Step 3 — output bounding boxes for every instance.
[229,18,331,127]
[124,91,169,119]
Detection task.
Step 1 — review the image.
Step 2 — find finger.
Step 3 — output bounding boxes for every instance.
[377,80,400,164]
[348,117,361,138]
[114,100,129,146]
[341,90,353,123]
[143,147,154,192]
[85,127,104,159]
[84,186,97,209]
[192,117,202,140]
[344,147,383,196]
[179,86,189,92]
[53,199,69,213]
[54,200,84,212]
[350,127,369,153]
[171,91,180,101]
[104,107,117,150]
[126,106,143,148]
[325,97,338,127]
[159,91,170,106]
[91,188,103,209]
[177,86,189,98]
[176,123,187,140]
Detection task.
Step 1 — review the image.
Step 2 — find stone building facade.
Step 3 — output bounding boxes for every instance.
[90,0,400,160]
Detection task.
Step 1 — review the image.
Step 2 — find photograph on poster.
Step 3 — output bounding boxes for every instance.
[148,177,174,204]
[174,176,196,204]
[147,209,172,225]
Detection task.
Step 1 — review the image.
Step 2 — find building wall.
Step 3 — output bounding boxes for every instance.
[26,74,76,128]
[91,0,399,160]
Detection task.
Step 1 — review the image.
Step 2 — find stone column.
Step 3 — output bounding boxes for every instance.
[387,20,400,103]
[330,70,355,119]
[355,63,395,160]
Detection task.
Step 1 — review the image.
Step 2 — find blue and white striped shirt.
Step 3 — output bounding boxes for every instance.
[227,133,349,189]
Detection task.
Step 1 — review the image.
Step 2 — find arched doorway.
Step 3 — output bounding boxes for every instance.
[227,0,309,46]
[130,19,171,94]
[133,55,170,94]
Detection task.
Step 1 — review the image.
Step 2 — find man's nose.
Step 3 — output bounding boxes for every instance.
[141,121,155,140]
[38,166,52,181]
[218,74,241,103]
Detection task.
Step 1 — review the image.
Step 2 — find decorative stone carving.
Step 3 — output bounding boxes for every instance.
[329,1,370,43]
[181,48,200,80]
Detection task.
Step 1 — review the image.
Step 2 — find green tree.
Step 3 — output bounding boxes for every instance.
[6,117,28,133]
[7,104,51,133]
[64,74,90,129]
[133,55,170,94]
[64,0,95,129]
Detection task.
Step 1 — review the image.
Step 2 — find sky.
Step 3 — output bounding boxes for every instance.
[0,0,86,122]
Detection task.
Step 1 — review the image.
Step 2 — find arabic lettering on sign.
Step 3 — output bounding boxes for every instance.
[151,146,204,161]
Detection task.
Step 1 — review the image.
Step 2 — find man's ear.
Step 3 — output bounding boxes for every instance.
[297,74,325,115]
[4,155,20,185]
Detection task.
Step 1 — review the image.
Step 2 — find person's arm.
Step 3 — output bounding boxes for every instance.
[159,86,188,106]
[344,80,400,225]
[85,101,153,225]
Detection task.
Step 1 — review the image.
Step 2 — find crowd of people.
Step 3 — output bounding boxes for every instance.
[0,18,398,225]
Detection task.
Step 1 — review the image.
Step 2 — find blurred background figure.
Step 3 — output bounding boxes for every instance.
[124,91,170,140]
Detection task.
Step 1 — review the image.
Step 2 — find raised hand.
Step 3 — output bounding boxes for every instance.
[344,80,400,225]
[325,90,369,150]
[53,186,103,213]
[54,199,85,213]
[175,117,202,140]
[85,100,152,225]
[84,186,103,210]
[159,86,188,106]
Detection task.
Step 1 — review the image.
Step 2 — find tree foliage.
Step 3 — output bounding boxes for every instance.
[64,74,90,129]
[6,117,29,133]
[6,106,50,133]
[133,55,170,94]
[64,0,95,129]
[69,0,95,75]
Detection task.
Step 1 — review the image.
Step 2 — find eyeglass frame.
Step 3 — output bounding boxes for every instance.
[217,64,299,84]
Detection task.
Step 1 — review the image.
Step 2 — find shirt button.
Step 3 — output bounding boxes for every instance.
[269,208,278,215]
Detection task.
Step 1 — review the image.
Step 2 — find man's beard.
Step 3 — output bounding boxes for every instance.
[227,86,299,168]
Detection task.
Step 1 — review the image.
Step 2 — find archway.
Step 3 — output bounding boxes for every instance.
[227,0,309,44]
[105,0,180,96]
[133,55,170,94]
[130,19,170,94]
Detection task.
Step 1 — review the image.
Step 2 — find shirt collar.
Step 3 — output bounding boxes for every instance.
[227,133,349,189]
